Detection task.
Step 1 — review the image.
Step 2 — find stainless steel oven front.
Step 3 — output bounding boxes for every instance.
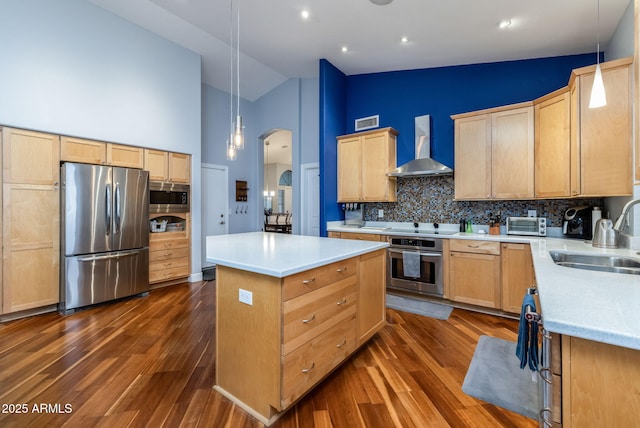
[387,236,444,297]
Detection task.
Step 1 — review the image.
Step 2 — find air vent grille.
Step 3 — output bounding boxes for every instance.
[355,115,379,131]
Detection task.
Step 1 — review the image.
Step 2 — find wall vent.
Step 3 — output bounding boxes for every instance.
[354,115,379,131]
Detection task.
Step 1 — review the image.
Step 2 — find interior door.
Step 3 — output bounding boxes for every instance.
[301,163,320,236]
[201,164,228,268]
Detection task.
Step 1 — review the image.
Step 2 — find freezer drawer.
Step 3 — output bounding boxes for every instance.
[61,248,149,311]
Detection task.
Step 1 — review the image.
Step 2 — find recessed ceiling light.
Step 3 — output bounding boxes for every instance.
[370,0,393,5]
[499,19,512,29]
[301,10,309,20]
[401,36,408,43]
[341,46,348,53]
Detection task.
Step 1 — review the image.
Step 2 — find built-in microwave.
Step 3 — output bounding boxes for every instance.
[149,182,189,213]
[506,217,547,236]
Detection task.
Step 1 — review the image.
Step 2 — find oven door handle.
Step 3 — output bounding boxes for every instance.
[388,249,442,257]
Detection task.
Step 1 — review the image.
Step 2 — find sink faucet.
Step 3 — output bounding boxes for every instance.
[613,198,640,231]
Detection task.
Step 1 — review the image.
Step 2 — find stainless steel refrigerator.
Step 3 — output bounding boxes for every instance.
[60,162,149,312]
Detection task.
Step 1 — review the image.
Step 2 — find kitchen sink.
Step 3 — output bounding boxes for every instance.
[549,251,640,275]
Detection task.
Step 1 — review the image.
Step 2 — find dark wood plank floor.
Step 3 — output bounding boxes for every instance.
[0,281,536,427]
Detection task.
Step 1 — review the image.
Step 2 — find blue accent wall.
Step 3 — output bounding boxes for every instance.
[319,59,347,236]
[318,54,600,236]
[344,53,598,171]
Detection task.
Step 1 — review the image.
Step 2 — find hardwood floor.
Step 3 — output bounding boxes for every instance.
[0,281,536,428]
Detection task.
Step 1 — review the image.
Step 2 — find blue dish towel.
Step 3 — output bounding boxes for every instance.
[515,294,539,371]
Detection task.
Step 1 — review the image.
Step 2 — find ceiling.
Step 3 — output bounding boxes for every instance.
[88,0,632,102]
[264,130,292,166]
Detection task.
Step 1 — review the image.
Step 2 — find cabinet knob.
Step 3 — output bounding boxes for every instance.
[336,338,347,348]
[301,362,315,373]
[302,314,316,324]
[302,278,316,285]
[336,298,347,306]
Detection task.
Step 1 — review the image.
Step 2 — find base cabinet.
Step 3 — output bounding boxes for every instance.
[501,243,536,313]
[215,249,386,424]
[149,213,190,286]
[560,335,640,428]
[449,240,501,308]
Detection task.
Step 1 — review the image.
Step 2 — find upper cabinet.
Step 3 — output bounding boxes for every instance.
[454,57,632,200]
[60,136,144,169]
[453,103,534,200]
[534,88,574,198]
[571,59,632,197]
[337,128,397,202]
[144,149,191,184]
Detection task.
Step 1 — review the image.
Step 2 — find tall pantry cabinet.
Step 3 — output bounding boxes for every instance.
[1,128,60,314]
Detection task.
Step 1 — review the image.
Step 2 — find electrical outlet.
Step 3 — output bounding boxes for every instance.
[528,210,537,218]
[238,288,253,305]
[378,209,384,218]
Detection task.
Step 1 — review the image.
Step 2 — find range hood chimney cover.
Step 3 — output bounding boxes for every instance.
[387,115,453,177]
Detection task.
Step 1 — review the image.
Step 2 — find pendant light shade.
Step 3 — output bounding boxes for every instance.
[589,0,606,109]
[589,64,607,108]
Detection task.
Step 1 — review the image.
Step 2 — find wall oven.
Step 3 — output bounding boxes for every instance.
[149,182,189,213]
[387,236,444,297]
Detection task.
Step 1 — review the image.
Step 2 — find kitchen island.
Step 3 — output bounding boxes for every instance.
[205,232,388,425]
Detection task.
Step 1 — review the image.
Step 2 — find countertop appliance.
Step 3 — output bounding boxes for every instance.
[387,235,444,297]
[506,217,547,236]
[563,206,593,240]
[149,181,189,213]
[60,162,150,312]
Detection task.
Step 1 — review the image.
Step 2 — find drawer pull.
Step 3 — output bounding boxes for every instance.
[164,262,172,267]
[301,362,315,374]
[336,339,347,348]
[302,315,316,324]
[336,298,347,306]
[302,278,316,285]
[164,253,173,256]
[337,267,348,273]
[467,244,479,248]
[163,244,172,248]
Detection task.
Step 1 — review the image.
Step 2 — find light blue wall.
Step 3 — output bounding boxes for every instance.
[202,78,320,234]
[606,0,634,61]
[0,0,203,276]
[201,83,257,234]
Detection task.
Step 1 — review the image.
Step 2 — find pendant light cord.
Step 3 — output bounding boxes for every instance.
[596,0,600,65]
[236,0,240,119]
[229,0,234,136]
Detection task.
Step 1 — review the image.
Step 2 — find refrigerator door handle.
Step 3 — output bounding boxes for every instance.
[105,183,112,236]
[78,249,142,262]
[115,182,121,235]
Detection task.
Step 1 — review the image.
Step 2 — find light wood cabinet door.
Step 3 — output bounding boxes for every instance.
[2,128,60,314]
[361,132,396,202]
[168,152,191,183]
[578,63,632,196]
[338,232,382,242]
[501,243,535,313]
[449,242,501,308]
[144,149,169,181]
[535,90,572,198]
[107,143,144,169]
[337,136,362,201]
[562,336,640,428]
[337,128,396,202]
[357,249,386,344]
[454,114,491,200]
[60,136,106,165]
[491,106,534,199]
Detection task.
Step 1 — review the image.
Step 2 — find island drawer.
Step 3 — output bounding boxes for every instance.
[450,239,501,255]
[283,258,357,301]
[281,315,356,408]
[150,238,190,252]
[283,277,357,355]
[149,247,189,262]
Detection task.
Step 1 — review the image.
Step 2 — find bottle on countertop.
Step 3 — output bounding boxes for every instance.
[460,218,467,232]
[592,206,602,238]
[465,220,473,233]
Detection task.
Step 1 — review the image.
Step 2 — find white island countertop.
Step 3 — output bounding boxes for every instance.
[206,232,388,278]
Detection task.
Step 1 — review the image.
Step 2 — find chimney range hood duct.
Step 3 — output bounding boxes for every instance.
[387,115,453,177]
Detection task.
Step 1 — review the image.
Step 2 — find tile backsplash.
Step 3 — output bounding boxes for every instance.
[364,176,603,227]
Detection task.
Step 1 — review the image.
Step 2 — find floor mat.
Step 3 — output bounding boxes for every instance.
[462,335,541,420]
[385,293,453,320]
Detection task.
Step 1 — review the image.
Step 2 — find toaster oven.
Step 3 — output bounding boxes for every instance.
[506,217,547,236]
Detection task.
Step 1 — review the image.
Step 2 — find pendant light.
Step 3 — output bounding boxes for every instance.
[263,141,275,198]
[226,0,244,160]
[589,0,607,108]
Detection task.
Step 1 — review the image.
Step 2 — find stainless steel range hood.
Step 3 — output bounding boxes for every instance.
[387,115,453,177]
